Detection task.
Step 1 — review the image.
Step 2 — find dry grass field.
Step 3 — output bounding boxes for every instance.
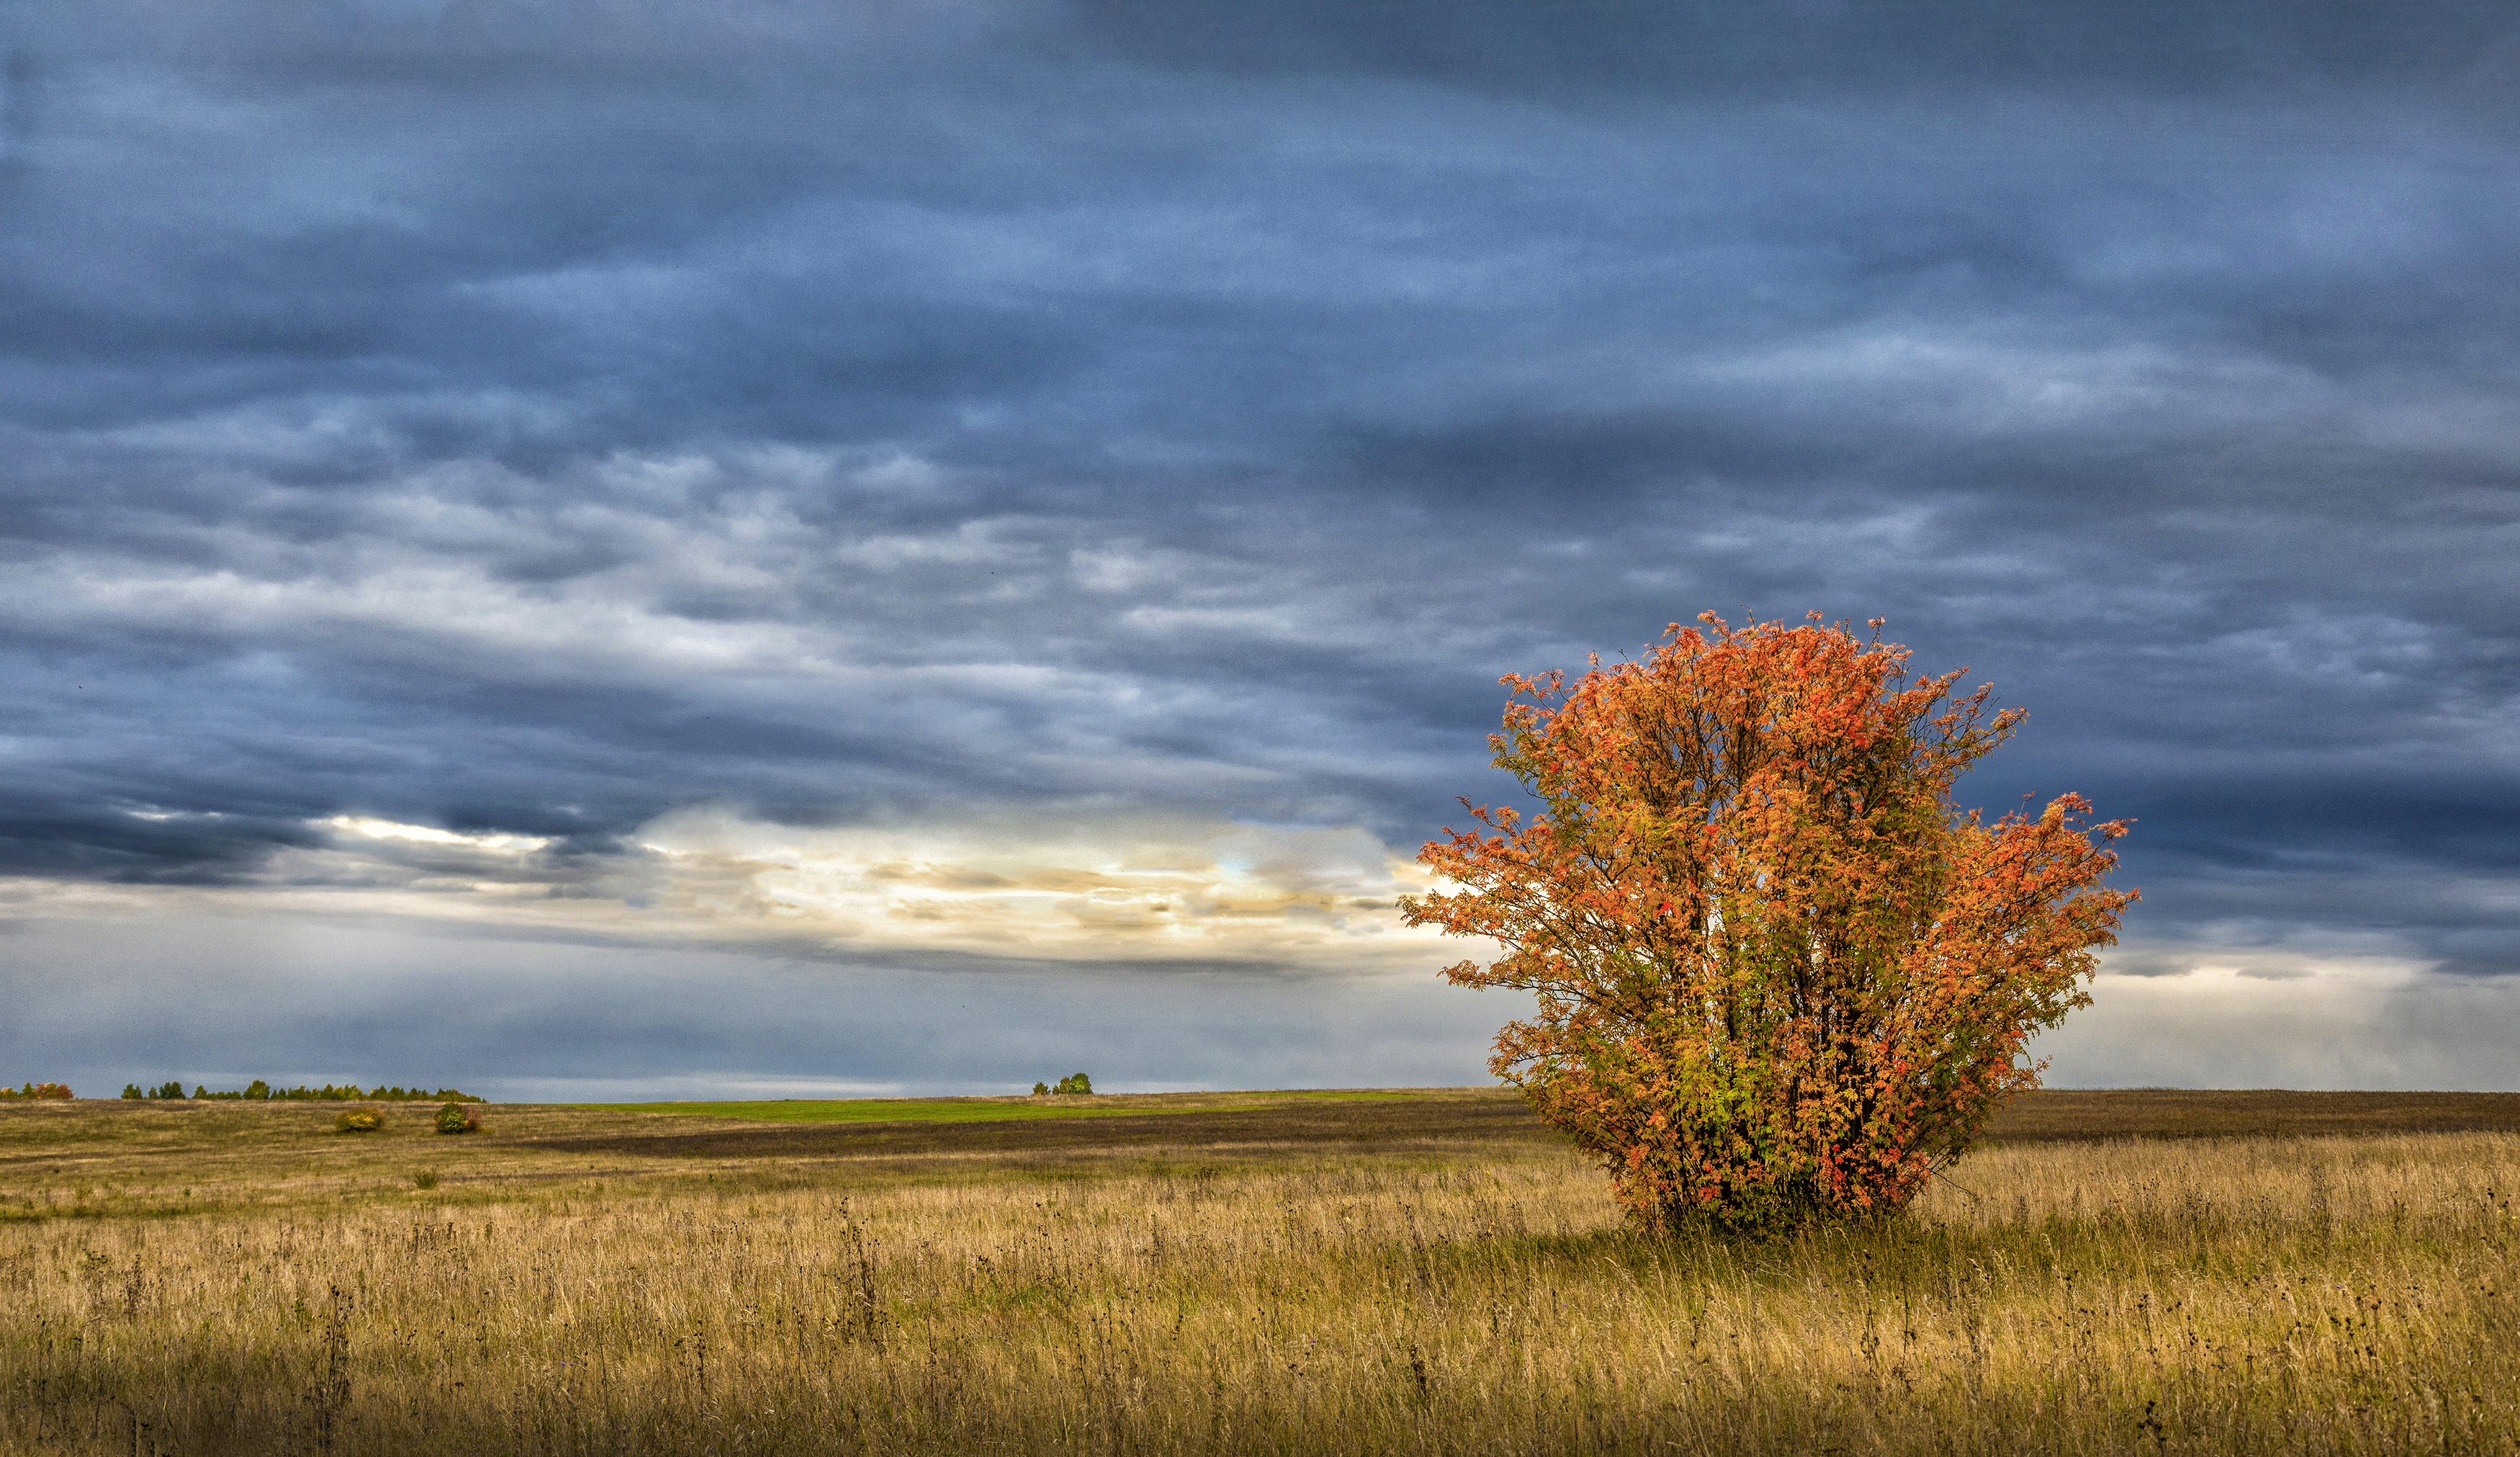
[4,1090,2518,1456]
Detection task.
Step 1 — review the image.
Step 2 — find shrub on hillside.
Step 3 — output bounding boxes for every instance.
[434,1102,480,1135]
[334,1107,385,1133]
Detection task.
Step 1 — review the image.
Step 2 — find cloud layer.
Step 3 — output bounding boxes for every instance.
[3,0,2516,1094]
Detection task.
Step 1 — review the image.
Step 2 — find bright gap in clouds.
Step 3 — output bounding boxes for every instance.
[2034,946,2510,1090]
[323,816,552,854]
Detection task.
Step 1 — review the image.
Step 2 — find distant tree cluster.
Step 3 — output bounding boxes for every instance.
[1033,1074,1094,1095]
[120,1080,484,1103]
[0,1082,73,1100]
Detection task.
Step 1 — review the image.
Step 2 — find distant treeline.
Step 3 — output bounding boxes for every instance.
[0,1082,75,1100]
[120,1080,485,1103]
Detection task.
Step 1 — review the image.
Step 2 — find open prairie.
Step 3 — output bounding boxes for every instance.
[4,1090,2518,1455]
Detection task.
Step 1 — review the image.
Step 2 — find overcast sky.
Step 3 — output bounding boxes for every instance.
[3,0,2516,1100]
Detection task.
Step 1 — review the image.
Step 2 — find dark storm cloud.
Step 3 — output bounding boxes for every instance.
[2,0,2517,1089]
[1066,0,2520,97]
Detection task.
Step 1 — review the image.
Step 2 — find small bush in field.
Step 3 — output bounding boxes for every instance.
[334,1108,384,1133]
[434,1103,480,1135]
[1405,614,2135,1235]
[412,1170,439,1190]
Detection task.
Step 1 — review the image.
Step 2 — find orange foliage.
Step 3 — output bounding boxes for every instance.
[1403,614,2135,1233]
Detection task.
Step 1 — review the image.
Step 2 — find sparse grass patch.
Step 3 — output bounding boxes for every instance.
[575,1088,1425,1125]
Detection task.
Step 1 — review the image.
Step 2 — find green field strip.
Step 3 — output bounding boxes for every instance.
[571,1090,1422,1125]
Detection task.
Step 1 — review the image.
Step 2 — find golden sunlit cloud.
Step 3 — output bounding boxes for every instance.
[624,808,1454,965]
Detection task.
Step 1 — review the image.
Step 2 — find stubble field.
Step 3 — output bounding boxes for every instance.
[4,1088,2519,1456]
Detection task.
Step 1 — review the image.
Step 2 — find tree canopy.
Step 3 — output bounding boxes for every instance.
[1403,614,2135,1232]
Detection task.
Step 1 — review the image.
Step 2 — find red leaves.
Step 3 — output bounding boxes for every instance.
[1400,614,2136,1234]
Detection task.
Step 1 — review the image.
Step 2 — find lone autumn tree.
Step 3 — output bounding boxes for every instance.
[1402,614,2134,1234]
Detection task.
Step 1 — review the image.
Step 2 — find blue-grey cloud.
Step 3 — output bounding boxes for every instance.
[1,0,2516,1092]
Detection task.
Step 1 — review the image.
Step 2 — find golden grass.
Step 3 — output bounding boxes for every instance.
[3,1103,2518,1455]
